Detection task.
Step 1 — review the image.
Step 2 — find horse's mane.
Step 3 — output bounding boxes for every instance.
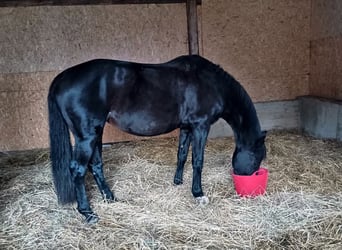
[166,55,255,117]
[199,57,260,135]
[206,58,255,114]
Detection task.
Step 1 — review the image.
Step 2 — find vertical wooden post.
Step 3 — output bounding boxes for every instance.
[186,0,199,55]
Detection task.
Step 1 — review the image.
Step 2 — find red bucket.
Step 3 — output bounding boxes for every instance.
[231,167,268,197]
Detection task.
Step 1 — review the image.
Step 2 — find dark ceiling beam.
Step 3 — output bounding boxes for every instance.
[0,0,201,7]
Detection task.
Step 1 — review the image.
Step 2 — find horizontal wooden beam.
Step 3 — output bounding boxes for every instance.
[0,0,201,7]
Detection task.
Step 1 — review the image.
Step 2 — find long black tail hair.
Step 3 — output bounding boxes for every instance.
[47,87,76,204]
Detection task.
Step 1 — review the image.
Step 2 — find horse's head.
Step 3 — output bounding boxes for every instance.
[232,131,267,175]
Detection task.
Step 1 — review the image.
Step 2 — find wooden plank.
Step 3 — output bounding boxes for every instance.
[186,0,199,55]
[0,0,201,7]
[1,0,201,57]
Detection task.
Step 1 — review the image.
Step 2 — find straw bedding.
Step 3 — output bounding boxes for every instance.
[0,131,341,249]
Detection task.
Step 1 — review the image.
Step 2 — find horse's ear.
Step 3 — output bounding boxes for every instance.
[255,130,267,147]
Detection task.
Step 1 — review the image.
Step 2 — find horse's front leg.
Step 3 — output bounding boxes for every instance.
[191,125,210,205]
[174,128,191,185]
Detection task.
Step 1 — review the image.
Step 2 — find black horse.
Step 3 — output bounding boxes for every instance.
[48,55,266,223]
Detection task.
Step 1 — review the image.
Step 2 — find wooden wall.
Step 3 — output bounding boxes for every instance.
[310,0,342,100]
[1,0,340,151]
[0,4,187,151]
[201,0,311,102]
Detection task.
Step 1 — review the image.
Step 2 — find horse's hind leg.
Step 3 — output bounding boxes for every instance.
[71,135,99,223]
[88,135,115,202]
[191,125,209,205]
[174,128,191,185]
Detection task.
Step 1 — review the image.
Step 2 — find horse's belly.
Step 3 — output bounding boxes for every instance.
[107,111,177,136]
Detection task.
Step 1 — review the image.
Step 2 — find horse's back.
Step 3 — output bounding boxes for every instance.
[48,55,226,135]
[49,55,213,93]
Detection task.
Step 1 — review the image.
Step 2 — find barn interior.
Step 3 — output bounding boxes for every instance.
[0,1,341,249]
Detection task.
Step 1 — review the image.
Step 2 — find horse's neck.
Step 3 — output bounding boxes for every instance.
[224,79,261,147]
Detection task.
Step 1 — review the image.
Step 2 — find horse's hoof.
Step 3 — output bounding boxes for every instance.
[103,190,116,201]
[173,178,183,185]
[85,213,99,224]
[104,196,117,203]
[195,196,209,206]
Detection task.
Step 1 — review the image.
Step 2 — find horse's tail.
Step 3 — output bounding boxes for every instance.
[48,86,76,204]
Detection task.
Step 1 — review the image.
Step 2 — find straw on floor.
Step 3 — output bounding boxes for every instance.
[0,131,341,249]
